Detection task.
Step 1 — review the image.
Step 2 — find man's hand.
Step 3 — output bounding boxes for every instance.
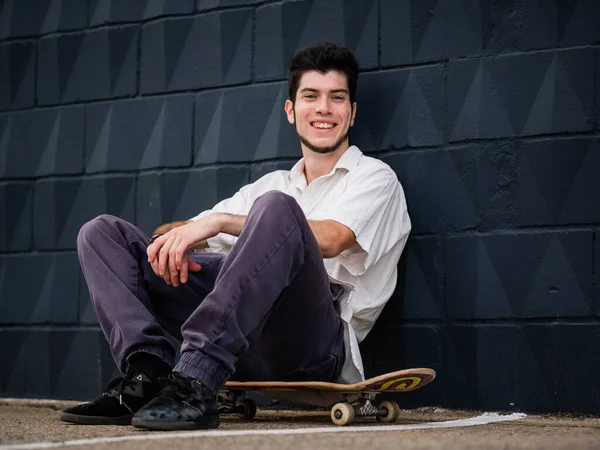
[147,216,222,287]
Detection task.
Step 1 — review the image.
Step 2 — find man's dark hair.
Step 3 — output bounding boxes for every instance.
[288,42,359,104]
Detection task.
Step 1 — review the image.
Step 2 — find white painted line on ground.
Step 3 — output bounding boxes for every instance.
[0,413,526,449]
[0,413,527,450]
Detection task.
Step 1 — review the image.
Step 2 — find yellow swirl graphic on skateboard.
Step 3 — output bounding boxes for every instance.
[379,376,422,391]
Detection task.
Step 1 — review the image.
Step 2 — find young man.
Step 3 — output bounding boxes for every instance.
[61,42,411,430]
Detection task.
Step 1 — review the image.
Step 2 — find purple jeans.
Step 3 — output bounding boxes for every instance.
[77,191,345,393]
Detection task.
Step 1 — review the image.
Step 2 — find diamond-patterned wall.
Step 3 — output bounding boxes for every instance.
[0,0,598,413]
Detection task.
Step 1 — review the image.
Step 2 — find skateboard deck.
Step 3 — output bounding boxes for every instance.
[220,368,436,426]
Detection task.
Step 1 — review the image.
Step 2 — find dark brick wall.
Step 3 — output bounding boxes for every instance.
[0,0,598,414]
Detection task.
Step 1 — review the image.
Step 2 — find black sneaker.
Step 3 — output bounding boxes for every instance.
[60,367,166,425]
[131,372,219,431]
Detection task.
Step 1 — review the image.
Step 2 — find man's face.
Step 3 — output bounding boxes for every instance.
[285,70,357,155]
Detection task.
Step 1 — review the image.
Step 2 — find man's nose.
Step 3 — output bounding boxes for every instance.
[315,98,331,114]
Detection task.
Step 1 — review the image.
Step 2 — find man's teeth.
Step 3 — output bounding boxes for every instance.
[313,122,334,129]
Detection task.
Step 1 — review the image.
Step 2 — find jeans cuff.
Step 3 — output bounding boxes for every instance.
[174,351,229,394]
[124,346,175,372]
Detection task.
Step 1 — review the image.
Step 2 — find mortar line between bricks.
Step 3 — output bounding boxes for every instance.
[448,43,600,62]
[86,0,90,28]
[594,48,599,132]
[355,136,600,159]
[440,233,448,324]
[516,314,523,412]
[81,105,88,172]
[85,5,257,32]
[0,324,102,331]
[135,24,141,97]
[250,5,256,83]
[190,94,197,166]
[377,319,445,325]
[0,160,301,183]
[253,0,290,8]
[592,232,597,305]
[0,37,38,45]
[28,180,34,252]
[439,43,449,332]
[33,39,38,107]
[377,0,382,69]
[364,134,600,159]
[446,318,600,325]
[378,318,600,327]
[409,225,600,239]
[0,249,77,256]
[1,78,286,112]
[0,6,260,43]
[76,249,82,327]
[371,147,443,157]
[133,174,138,238]
[446,130,600,146]
[442,59,449,146]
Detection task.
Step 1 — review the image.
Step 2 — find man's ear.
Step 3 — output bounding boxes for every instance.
[284,99,295,124]
[350,102,357,127]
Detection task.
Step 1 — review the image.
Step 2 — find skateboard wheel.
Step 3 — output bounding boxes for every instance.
[330,403,355,426]
[376,401,401,423]
[237,399,257,420]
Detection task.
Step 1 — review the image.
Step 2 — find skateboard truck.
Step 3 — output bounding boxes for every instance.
[331,397,401,426]
[218,390,257,420]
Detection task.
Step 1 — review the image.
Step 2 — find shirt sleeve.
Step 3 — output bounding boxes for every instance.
[312,166,411,276]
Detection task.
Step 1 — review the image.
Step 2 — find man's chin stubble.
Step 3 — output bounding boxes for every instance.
[297,129,349,154]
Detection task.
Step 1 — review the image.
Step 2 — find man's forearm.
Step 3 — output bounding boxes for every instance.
[212,213,348,258]
[152,220,191,237]
[215,213,246,236]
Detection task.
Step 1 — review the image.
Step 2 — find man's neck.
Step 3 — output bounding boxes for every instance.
[301,143,350,185]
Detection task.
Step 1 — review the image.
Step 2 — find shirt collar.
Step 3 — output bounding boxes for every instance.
[289,145,362,190]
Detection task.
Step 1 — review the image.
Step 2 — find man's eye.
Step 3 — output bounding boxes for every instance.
[304,94,317,99]
[332,96,345,101]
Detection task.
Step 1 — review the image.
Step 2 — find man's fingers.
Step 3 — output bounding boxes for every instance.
[149,243,161,276]
[180,256,189,284]
[175,240,188,271]
[163,266,172,285]
[188,259,202,272]
[169,260,180,287]
[150,256,160,277]
[168,237,181,285]
[158,235,176,276]
[147,234,165,262]
[147,241,155,261]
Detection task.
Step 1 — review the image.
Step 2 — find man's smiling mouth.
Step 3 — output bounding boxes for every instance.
[311,121,336,129]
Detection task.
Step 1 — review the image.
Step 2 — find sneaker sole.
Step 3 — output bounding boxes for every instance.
[131,415,220,431]
[60,412,133,426]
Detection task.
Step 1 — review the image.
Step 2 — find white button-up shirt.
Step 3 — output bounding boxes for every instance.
[190,146,411,383]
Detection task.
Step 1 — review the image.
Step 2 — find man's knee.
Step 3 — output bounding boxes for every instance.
[77,214,122,247]
[253,191,301,216]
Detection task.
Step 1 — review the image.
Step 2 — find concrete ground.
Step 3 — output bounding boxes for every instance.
[1,399,599,450]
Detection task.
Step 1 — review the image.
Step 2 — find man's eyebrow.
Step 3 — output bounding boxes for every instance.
[299,88,349,94]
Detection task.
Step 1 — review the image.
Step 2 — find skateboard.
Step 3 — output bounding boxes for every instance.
[219,368,436,426]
